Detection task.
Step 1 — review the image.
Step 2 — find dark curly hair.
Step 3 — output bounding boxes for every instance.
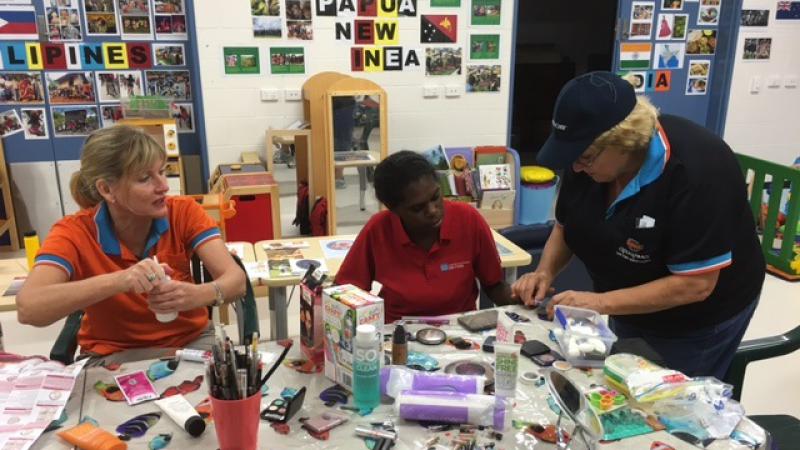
[374,150,437,209]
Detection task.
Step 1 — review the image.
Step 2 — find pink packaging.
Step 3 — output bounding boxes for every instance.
[115,370,158,405]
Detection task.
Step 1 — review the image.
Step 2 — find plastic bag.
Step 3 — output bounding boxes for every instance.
[603,353,691,403]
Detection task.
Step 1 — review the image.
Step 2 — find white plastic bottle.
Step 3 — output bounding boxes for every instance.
[353,324,381,410]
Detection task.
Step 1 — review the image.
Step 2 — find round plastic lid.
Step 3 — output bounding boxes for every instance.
[184,415,206,437]
[355,324,377,345]
[520,166,556,184]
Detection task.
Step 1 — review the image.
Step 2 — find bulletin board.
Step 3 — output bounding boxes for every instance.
[0,0,203,165]
[614,0,723,126]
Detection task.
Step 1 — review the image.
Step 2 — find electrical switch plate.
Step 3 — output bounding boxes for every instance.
[285,88,302,101]
[784,75,798,88]
[767,76,781,88]
[749,76,761,94]
[423,85,440,98]
[445,85,461,97]
[260,88,280,101]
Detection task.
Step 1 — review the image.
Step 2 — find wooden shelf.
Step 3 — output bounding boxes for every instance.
[0,141,18,251]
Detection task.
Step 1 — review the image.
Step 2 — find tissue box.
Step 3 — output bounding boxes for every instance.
[322,284,384,391]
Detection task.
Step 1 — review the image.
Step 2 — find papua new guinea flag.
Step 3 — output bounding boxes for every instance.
[420,14,457,43]
[0,6,38,40]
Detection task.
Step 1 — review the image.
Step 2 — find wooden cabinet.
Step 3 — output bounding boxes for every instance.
[118,118,184,195]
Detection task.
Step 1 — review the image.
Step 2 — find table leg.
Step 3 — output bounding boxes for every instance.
[358,167,367,211]
[504,267,518,285]
[268,286,288,340]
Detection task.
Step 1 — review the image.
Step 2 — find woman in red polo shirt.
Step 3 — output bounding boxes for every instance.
[335,151,513,322]
[16,126,246,361]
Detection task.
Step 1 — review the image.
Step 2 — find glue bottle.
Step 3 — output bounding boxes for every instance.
[23,231,39,271]
[353,324,381,411]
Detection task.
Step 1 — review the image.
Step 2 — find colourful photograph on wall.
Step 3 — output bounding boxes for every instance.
[686,29,716,55]
[652,43,685,69]
[432,0,460,6]
[223,47,260,75]
[153,44,185,66]
[96,71,143,103]
[0,109,23,138]
[46,71,96,105]
[45,5,83,41]
[0,72,45,105]
[470,34,499,59]
[270,47,305,74]
[466,64,500,92]
[426,48,462,75]
[471,0,501,26]
[100,104,125,128]
[154,0,184,13]
[252,0,280,16]
[145,70,192,100]
[743,38,772,60]
[52,105,99,137]
[21,108,48,139]
[170,102,194,133]
[661,0,683,10]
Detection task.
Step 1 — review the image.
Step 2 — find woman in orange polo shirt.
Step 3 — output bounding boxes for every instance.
[16,126,246,361]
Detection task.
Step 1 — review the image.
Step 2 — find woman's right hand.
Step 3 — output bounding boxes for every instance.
[511,271,555,307]
[116,259,168,294]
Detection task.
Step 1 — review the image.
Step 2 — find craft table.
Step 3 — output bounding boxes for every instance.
[255,230,532,340]
[0,257,29,312]
[31,305,768,450]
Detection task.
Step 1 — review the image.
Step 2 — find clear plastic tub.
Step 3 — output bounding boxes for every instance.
[553,305,617,368]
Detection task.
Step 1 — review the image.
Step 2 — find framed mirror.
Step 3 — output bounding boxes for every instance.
[326,89,386,235]
[545,370,602,449]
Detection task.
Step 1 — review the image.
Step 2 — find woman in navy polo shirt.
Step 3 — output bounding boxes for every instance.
[512,71,765,379]
[335,151,513,323]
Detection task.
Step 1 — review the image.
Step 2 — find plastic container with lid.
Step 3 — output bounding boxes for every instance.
[518,166,558,225]
[553,305,617,368]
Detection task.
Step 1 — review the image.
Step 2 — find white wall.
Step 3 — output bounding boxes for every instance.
[724,0,800,165]
[194,0,515,175]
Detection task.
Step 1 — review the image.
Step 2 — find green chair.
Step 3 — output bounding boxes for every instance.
[49,253,258,365]
[723,325,800,448]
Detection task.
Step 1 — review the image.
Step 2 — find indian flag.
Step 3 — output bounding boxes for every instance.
[620,43,652,70]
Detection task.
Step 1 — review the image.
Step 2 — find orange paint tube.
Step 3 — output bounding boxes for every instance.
[57,422,127,450]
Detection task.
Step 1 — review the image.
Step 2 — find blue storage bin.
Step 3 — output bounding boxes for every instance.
[519,177,558,225]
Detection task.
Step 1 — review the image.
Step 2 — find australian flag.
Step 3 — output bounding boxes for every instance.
[420,14,457,43]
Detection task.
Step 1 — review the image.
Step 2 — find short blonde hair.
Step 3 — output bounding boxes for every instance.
[69,125,166,209]
[590,95,659,155]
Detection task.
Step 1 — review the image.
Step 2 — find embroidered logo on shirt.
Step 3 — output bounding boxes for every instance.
[440,260,469,272]
[616,238,651,264]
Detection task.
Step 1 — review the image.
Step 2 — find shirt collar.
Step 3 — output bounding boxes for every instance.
[94,201,170,258]
[606,123,671,218]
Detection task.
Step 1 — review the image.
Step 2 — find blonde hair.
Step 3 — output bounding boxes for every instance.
[69,125,166,209]
[591,87,659,155]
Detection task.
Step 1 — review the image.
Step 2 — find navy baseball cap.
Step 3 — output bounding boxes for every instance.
[537,71,637,170]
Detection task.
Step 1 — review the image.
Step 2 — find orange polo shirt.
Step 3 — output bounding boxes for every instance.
[35,196,221,356]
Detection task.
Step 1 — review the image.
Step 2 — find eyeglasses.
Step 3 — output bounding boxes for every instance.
[575,146,607,168]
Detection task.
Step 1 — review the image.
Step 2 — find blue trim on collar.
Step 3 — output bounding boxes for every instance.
[143,216,170,257]
[606,128,669,219]
[94,202,121,256]
[94,202,170,258]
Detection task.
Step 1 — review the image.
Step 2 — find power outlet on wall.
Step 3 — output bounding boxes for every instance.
[423,85,440,98]
[445,85,461,97]
[260,88,280,101]
[285,88,302,101]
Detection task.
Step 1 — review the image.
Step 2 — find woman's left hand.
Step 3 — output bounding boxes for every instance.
[147,280,204,314]
[547,290,606,317]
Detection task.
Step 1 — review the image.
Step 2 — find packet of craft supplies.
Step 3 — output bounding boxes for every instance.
[603,353,691,403]
[381,366,485,398]
[396,390,511,430]
[115,370,159,405]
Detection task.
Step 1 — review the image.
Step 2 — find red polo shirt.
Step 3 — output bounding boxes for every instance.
[335,201,503,322]
[35,197,221,356]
